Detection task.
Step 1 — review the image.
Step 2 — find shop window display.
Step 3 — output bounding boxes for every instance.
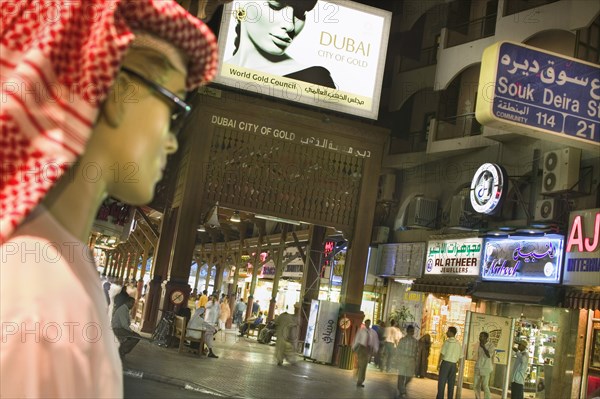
[507,306,578,399]
[421,294,473,375]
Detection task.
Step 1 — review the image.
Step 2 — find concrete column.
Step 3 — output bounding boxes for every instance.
[213,263,225,296]
[245,231,263,321]
[140,206,176,333]
[268,225,289,322]
[299,225,326,341]
[204,261,212,292]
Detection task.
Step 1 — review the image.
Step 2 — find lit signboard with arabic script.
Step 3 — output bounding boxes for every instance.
[476,41,600,150]
[425,238,483,276]
[481,235,564,283]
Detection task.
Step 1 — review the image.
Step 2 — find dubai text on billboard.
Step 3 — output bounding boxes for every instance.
[476,41,600,149]
[214,1,392,120]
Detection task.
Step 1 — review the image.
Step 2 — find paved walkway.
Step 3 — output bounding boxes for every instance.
[123,329,503,399]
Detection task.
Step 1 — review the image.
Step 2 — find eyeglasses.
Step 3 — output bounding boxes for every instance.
[121,67,191,134]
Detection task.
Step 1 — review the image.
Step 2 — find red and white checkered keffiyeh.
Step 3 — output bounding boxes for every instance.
[0,0,218,243]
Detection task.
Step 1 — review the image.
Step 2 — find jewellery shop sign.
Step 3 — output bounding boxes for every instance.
[481,235,564,283]
[425,238,483,276]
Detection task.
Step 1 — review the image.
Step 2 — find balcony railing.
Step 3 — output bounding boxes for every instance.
[504,0,559,16]
[446,15,497,48]
[398,46,438,73]
[435,114,482,141]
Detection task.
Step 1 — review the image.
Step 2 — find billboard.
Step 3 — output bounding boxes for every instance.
[214,1,392,119]
[476,41,600,150]
[563,209,600,286]
[481,235,564,283]
[425,238,483,276]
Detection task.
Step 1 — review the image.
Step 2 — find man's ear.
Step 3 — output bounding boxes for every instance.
[98,73,128,128]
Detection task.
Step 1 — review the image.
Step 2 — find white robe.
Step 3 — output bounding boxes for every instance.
[1,206,123,398]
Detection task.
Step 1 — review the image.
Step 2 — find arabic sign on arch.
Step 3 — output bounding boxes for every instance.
[476,41,600,150]
[481,234,564,283]
[425,238,483,276]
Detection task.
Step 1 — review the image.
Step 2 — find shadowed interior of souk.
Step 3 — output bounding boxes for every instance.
[90,1,600,399]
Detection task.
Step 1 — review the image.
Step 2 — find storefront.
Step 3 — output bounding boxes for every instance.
[562,209,600,399]
[471,233,578,399]
[258,260,303,315]
[318,241,345,304]
[410,236,483,376]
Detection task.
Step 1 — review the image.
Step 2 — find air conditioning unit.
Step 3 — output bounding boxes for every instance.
[534,199,559,221]
[378,174,396,202]
[406,197,438,229]
[448,192,477,227]
[541,148,581,194]
[371,226,390,244]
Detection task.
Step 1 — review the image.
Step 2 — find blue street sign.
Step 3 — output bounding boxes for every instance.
[477,41,600,146]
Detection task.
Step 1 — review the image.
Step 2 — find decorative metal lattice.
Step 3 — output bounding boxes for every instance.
[202,126,364,234]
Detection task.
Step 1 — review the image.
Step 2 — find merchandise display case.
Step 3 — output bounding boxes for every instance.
[514,319,558,399]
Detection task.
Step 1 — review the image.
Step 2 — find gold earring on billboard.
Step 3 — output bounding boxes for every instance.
[235,8,246,22]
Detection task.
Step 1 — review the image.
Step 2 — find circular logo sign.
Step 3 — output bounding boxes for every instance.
[339,317,351,330]
[543,262,555,277]
[426,259,433,272]
[470,163,505,215]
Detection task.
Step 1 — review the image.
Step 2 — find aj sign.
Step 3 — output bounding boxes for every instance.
[470,163,506,215]
[563,209,600,286]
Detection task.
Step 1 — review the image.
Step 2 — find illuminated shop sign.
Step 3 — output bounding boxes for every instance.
[425,238,483,276]
[563,209,600,286]
[470,163,507,215]
[215,1,392,120]
[481,235,564,283]
[476,41,600,149]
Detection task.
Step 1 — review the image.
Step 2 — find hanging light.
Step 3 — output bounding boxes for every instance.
[197,225,206,232]
[230,211,241,223]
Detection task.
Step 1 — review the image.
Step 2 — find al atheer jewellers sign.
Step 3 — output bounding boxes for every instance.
[481,235,564,283]
[425,238,483,276]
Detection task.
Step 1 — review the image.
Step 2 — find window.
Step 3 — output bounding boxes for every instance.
[576,15,600,64]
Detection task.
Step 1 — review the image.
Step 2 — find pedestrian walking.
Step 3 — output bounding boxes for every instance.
[352,318,379,388]
[382,319,402,372]
[436,326,462,399]
[511,339,529,399]
[233,298,247,326]
[372,320,385,368]
[218,297,231,331]
[395,325,418,398]
[274,302,301,365]
[473,331,495,399]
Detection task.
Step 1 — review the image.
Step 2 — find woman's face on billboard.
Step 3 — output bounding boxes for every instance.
[243,1,310,56]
